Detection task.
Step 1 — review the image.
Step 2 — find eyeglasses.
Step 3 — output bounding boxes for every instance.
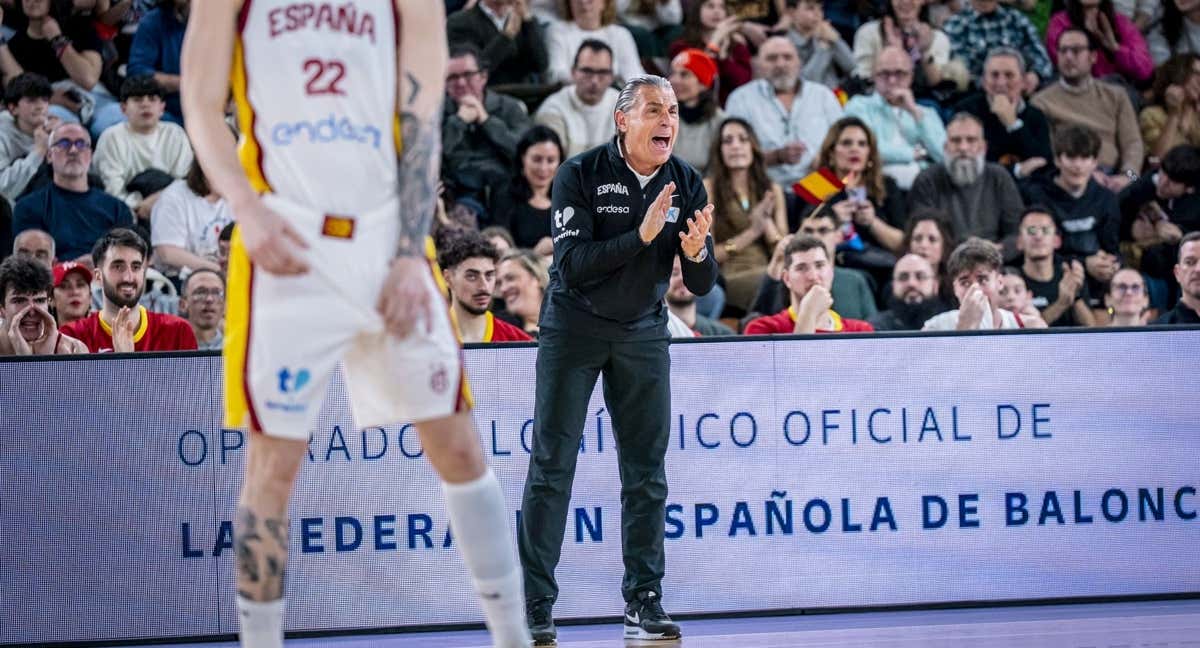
[188,289,225,302]
[445,70,482,84]
[1058,45,1089,55]
[875,69,911,80]
[575,67,613,78]
[1023,225,1054,236]
[1111,283,1144,295]
[896,271,931,282]
[801,227,836,236]
[51,138,91,152]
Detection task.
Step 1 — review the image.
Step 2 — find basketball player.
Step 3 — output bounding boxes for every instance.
[180,3,531,647]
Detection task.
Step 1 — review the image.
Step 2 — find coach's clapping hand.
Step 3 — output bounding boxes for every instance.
[377,256,433,340]
[680,204,714,258]
[639,182,675,245]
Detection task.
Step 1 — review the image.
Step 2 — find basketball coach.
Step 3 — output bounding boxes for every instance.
[518,74,718,646]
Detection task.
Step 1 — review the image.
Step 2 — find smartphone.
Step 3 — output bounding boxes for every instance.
[847,186,867,203]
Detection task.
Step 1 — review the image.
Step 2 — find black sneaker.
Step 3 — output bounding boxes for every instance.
[527,598,557,646]
[623,590,681,640]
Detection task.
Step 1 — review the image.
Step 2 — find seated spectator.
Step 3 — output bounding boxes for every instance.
[1140,54,1200,160]
[1103,267,1151,324]
[151,157,234,280]
[1020,124,1121,296]
[442,44,533,212]
[1118,144,1199,282]
[178,268,223,350]
[51,260,91,326]
[669,0,754,105]
[534,40,620,160]
[744,236,875,333]
[491,126,563,256]
[704,117,788,312]
[13,123,133,264]
[844,46,947,190]
[666,256,735,335]
[1046,0,1154,85]
[0,0,105,126]
[668,48,723,172]
[120,0,187,129]
[952,48,1054,177]
[60,228,195,352]
[1032,28,1144,190]
[869,253,952,329]
[1147,0,1200,64]
[1155,231,1200,322]
[546,0,645,84]
[0,73,54,204]
[941,0,1053,84]
[0,255,86,354]
[1111,0,1158,31]
[495,248,547,337]
[481,225,516,254]
[447,0,549,87]
[804,116,908,276]
[787,0,855,89]
[996,266,1050,327]
[903,207,960,285]
[724,36,843,186]
[93,75,193,218]
[797,208,880,319]
[1015,206,1096,326]
[909,113,1024,251]
[216,221,234,274]
[851,0,950,94]
[922,237,1027,330]
[618,0,683,33]
[12,228,54,268]
[440,232,533,343]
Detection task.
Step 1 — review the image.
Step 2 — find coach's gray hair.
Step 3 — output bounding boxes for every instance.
[613,75,674,141]
[984,47,1026,74]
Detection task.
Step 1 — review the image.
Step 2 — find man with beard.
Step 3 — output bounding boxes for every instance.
[909,113,1024,254]
[0,256,86,355]
[724,36,843,186]
[844,47,947,190]
[12,124,134,264]
[868,253,951,331]
[952,48,1053,177]
[180,268,226,350]
[1015,207,1095,327]
[59,228,195,352]
[439,231,532,343]
[1156,232,1200,324]
[666,257,735,336]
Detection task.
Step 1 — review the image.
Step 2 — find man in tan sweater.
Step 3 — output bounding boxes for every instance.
[1032,28,1144,192]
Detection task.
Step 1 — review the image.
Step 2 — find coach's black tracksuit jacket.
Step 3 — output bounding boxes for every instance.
[518,137,717,605]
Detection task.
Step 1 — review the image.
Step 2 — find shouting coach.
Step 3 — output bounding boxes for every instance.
[519,75,717,646]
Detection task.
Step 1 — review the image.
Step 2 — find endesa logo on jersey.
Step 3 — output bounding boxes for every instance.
[270,114,383,149]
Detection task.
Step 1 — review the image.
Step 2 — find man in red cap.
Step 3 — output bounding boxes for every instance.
[52,261,93,327]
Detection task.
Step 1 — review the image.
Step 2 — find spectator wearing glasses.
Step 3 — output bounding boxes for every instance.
[179,268,224,350]
[1155,231,1200,323]
[1104,267,1150,325]
[12,123,134,264]
[535,40,620,160]
[0,255,87,355]
[1015,207,1096,326]
[446,0,549,87]
[844,46,947,190]
[869,253,951,330]
[442,44,533,212]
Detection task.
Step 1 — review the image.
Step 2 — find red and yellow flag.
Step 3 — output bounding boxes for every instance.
[792,168,845,206]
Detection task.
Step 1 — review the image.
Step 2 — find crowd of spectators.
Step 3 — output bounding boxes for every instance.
[1,0,1199,357]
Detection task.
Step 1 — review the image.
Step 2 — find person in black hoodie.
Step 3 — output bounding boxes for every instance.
[518,75,717,647]
[1020,123,1121,309]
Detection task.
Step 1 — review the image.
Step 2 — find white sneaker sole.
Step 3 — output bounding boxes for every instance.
[623,625,682,640]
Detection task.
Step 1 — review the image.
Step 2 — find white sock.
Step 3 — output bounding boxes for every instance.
[442,469,532,648]
[237,596,284,648]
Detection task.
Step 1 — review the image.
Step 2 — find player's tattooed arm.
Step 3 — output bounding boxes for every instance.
[395,74,442,258]
[394,0,448,258]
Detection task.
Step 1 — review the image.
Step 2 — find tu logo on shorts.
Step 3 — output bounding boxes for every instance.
[277,367,312,394]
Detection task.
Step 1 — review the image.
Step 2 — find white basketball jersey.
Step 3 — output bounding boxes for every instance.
[232,0,399,215]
